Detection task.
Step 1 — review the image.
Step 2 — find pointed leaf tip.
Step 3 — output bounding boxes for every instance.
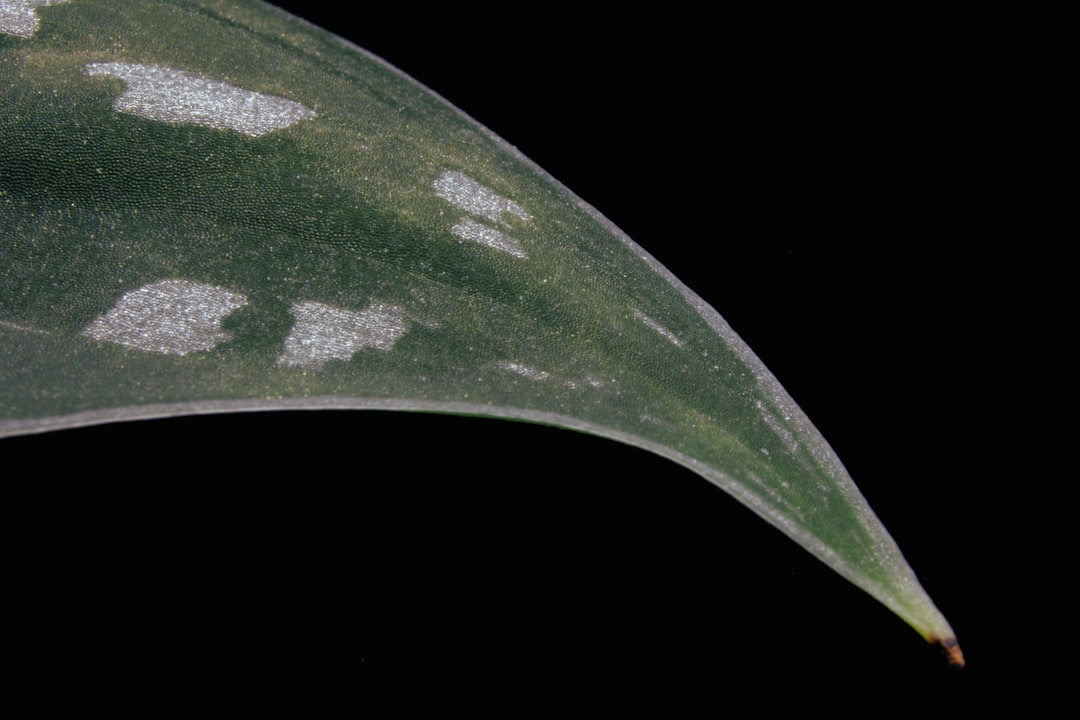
[932,635,965,668]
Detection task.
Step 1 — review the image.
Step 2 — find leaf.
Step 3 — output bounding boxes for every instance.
[0,0,961,664]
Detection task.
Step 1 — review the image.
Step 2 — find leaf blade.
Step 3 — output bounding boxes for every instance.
[0,0,959,662]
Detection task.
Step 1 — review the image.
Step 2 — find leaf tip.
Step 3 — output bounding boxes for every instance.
[930,635,965,668]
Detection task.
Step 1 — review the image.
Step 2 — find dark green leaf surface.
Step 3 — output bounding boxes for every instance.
[1,0,960,661]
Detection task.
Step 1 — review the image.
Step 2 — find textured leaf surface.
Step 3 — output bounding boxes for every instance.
[0,0,959,660]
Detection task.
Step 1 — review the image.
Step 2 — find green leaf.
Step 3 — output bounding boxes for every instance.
[1,0,960,664]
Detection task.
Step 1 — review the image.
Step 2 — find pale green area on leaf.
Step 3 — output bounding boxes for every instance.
[0,0,959,660]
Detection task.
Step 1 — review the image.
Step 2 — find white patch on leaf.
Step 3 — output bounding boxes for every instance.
[451,218,527,259]
[84,62,315,137]
[633,308,685,348]
[0,0,69,39]
[433,170,531,224]
[433,171,531,259]
[278,301,408,368]
[83,279,248,356]
[498,362,550,381]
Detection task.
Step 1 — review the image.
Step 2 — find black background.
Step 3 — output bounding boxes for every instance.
[6,1,1044,703]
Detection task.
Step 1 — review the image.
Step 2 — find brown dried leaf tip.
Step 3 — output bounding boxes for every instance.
[932,635,965,668]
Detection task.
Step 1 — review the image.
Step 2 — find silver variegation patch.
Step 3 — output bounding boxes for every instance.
[433,170,531,224]
[498,362,550,381]
[451,218,527,259]
[85,62,316,137]
[278,301,409,368]
[0,0,69,39]
[83,279,248,356]
[633,308,685,348]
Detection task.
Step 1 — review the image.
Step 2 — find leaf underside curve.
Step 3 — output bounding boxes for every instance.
[0,0,960,664]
